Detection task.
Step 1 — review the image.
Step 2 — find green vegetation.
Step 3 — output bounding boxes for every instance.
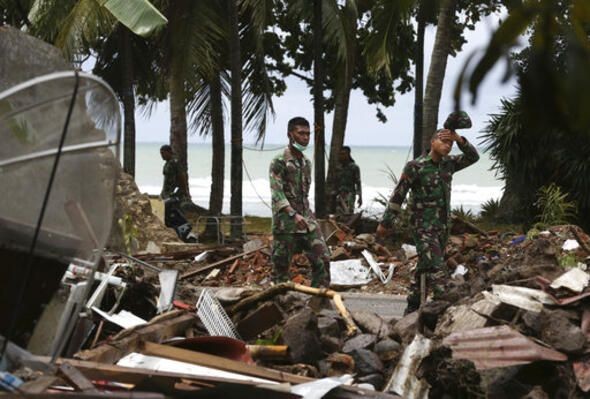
[118,213,138,254]
[534,183,577,228]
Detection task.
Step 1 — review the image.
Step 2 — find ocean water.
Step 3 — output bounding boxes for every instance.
[134,142,503,217]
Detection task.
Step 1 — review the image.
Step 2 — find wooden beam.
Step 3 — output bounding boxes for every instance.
[75,312,196,364]
[58,362,98,392]
[49,357,263,387]
[141,341,311,384]
[180,246,267,280]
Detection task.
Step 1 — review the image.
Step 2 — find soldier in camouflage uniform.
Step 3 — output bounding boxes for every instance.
[376,111,478,313]
[160,145,188,200]
[269,117,331,287]
[334,146,362,215]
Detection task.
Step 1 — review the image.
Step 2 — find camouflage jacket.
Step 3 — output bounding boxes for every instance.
[269,147,314,233]
[335,161,362,197]
[381,138,479,231]
[161,158,180,199]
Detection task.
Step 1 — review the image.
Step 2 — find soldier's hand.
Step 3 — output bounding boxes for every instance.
[294,213,308,230]
[376,223,391,239]
[357,197,363,207]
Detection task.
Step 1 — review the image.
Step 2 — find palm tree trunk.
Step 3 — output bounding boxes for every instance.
[413,7,425,159]
[169,61,190,196]
[204,74,225,239]
[120,27,136,176]
[228,0,243,239]
[168,1,190,197]
[313,0,326,218]
[422,0,457,153]
[326,70,353,213]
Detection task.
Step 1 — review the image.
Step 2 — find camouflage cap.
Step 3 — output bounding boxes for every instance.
[443,110,472,130]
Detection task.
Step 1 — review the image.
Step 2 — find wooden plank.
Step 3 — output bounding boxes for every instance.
[48,357,265,387]
[141,341,311,384]
[58,362,98,392]
[19,376,59,394]
[75,313,196,364]
[1,393,164,399]
[180,246,267,280]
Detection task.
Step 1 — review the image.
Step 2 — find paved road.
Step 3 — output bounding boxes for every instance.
[202,285,407,321]
[340,292,407,321]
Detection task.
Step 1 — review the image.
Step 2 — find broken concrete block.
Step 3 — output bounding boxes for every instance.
[318,316,341,338]
[350,349,384,376]
[282,308,322,364]
[351,311,391,339]
[374,338,401,362]
[236,302,284,341]
[320,335,342,353]
[391,311,419,345]
[540,309,586,354]
[342,333,377,353]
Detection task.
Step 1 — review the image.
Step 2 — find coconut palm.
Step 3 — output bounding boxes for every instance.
[421,0,457,152]
[28,0,167,176]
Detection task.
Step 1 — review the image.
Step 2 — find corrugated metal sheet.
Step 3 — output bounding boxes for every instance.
[443,325,567,370]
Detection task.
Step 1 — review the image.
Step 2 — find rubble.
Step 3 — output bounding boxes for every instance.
[108,172,180,253]
[6,190,590,397]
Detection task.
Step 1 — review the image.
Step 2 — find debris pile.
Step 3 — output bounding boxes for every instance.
[4,218,590,398]
[107,172,180,253]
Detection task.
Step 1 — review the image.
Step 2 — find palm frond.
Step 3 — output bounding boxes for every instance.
[60,0,114,59]
[363,0,415,78]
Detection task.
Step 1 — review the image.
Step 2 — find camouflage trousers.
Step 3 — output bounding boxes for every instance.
[335,192,355,215]
[405,228,448,314]
[271,230,331,288]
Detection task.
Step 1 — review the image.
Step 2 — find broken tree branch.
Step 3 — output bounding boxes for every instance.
[229,282,358,336]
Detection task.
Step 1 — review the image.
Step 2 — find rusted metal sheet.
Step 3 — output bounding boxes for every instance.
[443,325,567,370]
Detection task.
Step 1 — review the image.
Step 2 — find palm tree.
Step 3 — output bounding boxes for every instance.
[181,0,276,239]
[413,3,426,159]
[28,0,167,176]
[422,0,457,152]
[312,0,326,217]
[228,0,243,238]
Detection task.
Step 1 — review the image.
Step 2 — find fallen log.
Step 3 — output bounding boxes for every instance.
[180,245,268,280]
[229,282,359,336]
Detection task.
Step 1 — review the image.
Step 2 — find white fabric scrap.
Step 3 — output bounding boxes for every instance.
[291,375,353,399]
[563,239,580,251]
[330,259,372,287]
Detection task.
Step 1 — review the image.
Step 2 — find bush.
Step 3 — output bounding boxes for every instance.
[534,183,577,227]
[480,198,501,221]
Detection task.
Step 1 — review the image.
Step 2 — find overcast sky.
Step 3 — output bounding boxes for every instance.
[134,13,520,147]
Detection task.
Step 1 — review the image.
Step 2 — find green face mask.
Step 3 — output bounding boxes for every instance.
[292,141,307,152]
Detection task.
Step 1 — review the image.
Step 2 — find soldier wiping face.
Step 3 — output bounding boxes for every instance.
[430,129,454,157]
